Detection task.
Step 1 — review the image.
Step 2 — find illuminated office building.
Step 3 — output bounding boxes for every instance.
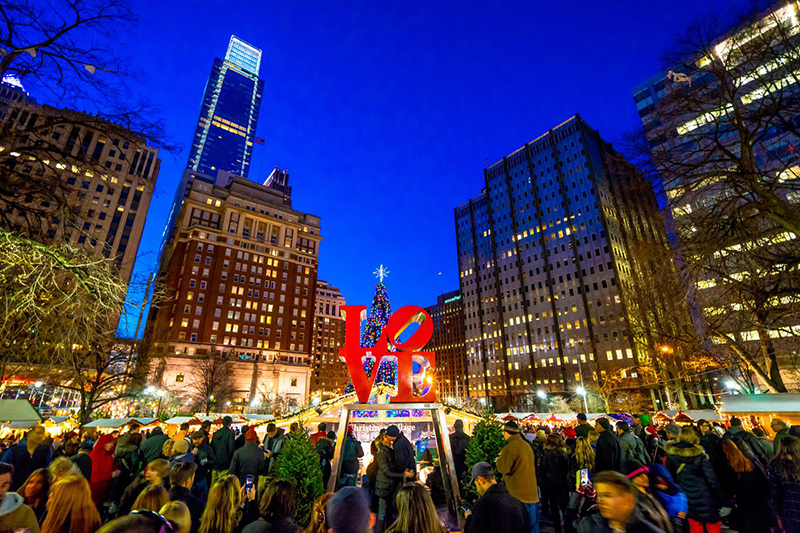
[187,35,263,179]
[424,291,468,402]
[455,116,675,410]
[310,280,348,399]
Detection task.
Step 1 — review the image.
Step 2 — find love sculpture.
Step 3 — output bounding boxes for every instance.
[339,304,435,403]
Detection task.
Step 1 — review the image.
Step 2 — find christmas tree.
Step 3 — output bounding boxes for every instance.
[461,416,506,501]
[344,265,398,393]
[274,430,325,527]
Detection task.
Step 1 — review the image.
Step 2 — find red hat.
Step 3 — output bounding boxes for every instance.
[565,427,577,439]
[245,427,259,442]
[645,426,658,437]
[347,426,354,435]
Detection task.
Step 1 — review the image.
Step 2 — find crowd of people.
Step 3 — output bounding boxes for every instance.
[0,414,797,533]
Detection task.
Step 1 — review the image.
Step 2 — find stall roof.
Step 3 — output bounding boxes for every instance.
[0,400,42,423]
[663,409,722,421]
[5,421,38,429]
[720,393,800,414]
[83,417,158,428]
[163,416,200,425]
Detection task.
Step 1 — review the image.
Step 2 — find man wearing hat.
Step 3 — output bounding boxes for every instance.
[496,420,539,533]
[622,459,672,532]
[594,418,623,474]
[575,413,593,439]
[228,426,268,492]
[190,429,215,500]
[464,462,529,533]
[211,415,236,485]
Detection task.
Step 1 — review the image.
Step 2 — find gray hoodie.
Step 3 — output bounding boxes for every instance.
[0,492,40,533]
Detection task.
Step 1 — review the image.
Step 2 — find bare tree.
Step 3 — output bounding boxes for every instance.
[187,348,235,415]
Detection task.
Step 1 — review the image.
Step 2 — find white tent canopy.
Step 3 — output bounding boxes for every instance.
[0,400,42,423]
[720,393,800,414]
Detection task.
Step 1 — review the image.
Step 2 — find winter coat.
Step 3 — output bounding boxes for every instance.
[774,428,790,454]
[118,475,163,516]
[464,483,529,533]
[425,466,447,507]
[449,428,470,481]
[496,433,539,504]
[141,428,169,464]
[263,430,286,472]
[595,430,623,474]
[309,430,327,447]
[726,459,772,533]
[619,430,648,464]
[229,442,269,490]
[241,516,301,533]
[374,443,405,499]
[341,434,364,477]
[169,485,205,533]
[725,427,770,466]
[0,492,39,533]
[211,426,236,472]
[71,452,92,480]
[665,441,725,523]
[575,422,593,439]
[89,434,117,505]
[576,507,665,533]
[699,430,720,461]
[637,490,674,533]
[0,440,52,491]
[315,437,334,466]
[392,434,416,476]
[193,442,215,481]
[754,436,774,462]
[540,447,571,496]
[769,461,800,533]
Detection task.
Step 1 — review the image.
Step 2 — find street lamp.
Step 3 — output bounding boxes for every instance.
[724,380,741,392]
[576,386,588,413]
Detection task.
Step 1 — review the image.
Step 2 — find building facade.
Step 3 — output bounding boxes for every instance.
[187,35,263,179]
[424,291,468,403]
[146,170,321,410]
[0,81,159,287]
[455,116,683,411]
[310,280,348,399]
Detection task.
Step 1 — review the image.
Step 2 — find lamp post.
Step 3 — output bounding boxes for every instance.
[576,386,588,413]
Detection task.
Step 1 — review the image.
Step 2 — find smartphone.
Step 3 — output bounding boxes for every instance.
[578,469,590,489]
[245,476,254,492]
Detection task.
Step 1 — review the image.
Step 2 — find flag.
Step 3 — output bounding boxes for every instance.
[254,137,265,145]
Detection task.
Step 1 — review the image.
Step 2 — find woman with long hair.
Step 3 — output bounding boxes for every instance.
[19,468,51,524]
[304,492,333,533]
[769,435,800,533]
[161,501,192,533]
[540,434,571,533]
[89,433,117,507]
[200,475,243,533]
[131,484,170,514]
[242,479,299,533]
[385,483,446,533]
[569,436,595,482]
[718,439,771,533]
[48,457,78,483]
[40,475,101,533]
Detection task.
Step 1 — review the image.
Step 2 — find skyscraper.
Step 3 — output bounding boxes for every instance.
[455,115,685,411]
[424,291,468,403]
[187,35,264,179]
[310,280,348,399]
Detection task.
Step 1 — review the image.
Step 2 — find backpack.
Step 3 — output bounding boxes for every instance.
[657,488,689,519]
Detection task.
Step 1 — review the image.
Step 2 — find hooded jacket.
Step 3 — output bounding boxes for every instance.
[140,427,169,464]
[89,434,117,505]
[619,430,648,464]
[665,440,726,523]
[449,425,470,481]
[211,425,236,471]
[0,492,40,533]
[595,430,624,474]
[229,441,269,490]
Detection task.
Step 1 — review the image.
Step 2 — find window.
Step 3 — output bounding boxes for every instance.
[176,373,184,383]
[291,378,298,387]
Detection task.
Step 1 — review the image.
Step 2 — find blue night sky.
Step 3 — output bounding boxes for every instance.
[116,0,748,337]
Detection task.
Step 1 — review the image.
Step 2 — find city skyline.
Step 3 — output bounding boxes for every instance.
[118,0,750,338]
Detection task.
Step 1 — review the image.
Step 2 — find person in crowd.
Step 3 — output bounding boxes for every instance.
[576,471,664,533]
[769,435,800,533]
[71,443,93,480]
[315,431,335,489]
[113,425,143,506]
[40,475,101,533]
[367,429,386,512]
[141,426,170,464]
[648,463,688,530]
[632,417,645,440]
[540,433,571,533]
[0,462,40,533]
[310,423,328,447]
[496,420,539,533]
[665,426,726,533]
[530,430,546,483]
[242,479,300,533]
[175,423,191,444]
[211,416,236,486]
[385,482,445,533]
[262,424,287,473]
[89,433,117,507]
[724,417,770,466]
[96,511,175,533]
[643,426,661,462]
[751,428,775,461]
[464,462,529,533]
[564,427,577,452]
[771,419,790,453]
[161,501,192,533]
[229,427,268,493]
[618,422,648,465]
[169,461,204,533]
[575,414,593,439]
[424,458,451,527]
[718,439,772,533]
[339,427,363,488]
[388,426,416,481]
[697,420,720,461]
[570,436,596,485]
[54,432,79,459]
[375,427,411,533]
[190,430,215,500]
[328,486,373,533]
[449,419,470,485]
[163,439,176,460]
[118,458,170,516]
[200,421,213,443]
[131,484,170,513]
[19,467,50,524]
[304,492,333,533]
[48,456,78,482]
[623,459,672,533]
[1,426,52,492]
[594,418,623,474]
[171,439,195,467]
[199,474,250,533]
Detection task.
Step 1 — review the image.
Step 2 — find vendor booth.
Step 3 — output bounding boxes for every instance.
[720,393,800,431]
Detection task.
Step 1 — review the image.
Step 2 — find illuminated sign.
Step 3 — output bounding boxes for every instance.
[340,305,435,404]
[444,294,461,304]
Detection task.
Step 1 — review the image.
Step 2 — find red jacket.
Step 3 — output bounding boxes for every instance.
[89,434,117,504]
[310,430,327,446]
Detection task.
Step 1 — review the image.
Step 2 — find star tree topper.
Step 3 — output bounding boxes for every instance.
[373,264,390,283]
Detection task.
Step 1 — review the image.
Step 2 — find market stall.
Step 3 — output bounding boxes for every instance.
[82,417,161,434]
[719,393,800,431]
[0,400,42,439]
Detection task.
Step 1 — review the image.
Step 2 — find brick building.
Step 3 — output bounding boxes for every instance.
[310,280,348,399]
[424,291,468,403]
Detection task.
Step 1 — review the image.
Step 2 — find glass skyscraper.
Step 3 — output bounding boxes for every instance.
[187,35,264,178]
